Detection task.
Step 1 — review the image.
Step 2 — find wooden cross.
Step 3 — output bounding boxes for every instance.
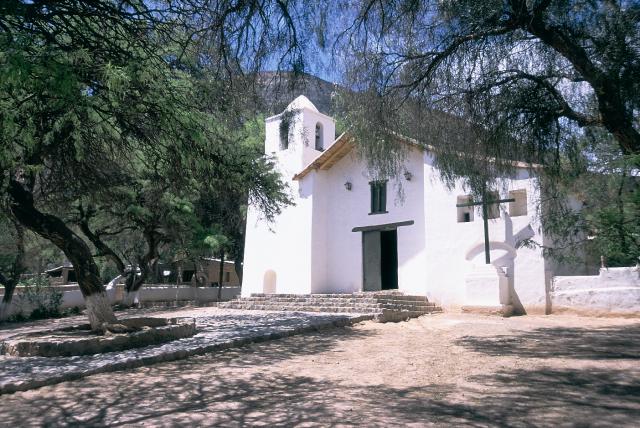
[456,187,514,264]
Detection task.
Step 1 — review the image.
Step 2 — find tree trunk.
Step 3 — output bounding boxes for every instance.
[123,288,141,307]
[123,265,147,308]
[234,254,243,286]
[218,251,225,301]
[8,179,116,329]
[78,214,126,273]
[524,9,640,156]
[123,267,141,307]
[192,257,205,287]
[0,220,26,321]
[0,273,19,321]
[123,229,161,307]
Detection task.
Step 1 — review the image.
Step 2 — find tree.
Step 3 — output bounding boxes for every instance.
[0,1,296,329]
[327,1,639,162]
[0,213,26,320]
[538,131,640,266]
[190,117,270,285]
[326,1,640,263]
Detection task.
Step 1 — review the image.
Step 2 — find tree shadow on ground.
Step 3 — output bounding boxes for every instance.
[2,326,640,427]
[456,323,640,360]
[0,306,191,339]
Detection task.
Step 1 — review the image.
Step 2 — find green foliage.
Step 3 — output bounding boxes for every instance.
[323,1,640,266]
[540,133,640,267]
[313,0,640,199]
[13,276,63,320]
[98,261,121,284]
[0,219,18,274]
[0,0,294,294]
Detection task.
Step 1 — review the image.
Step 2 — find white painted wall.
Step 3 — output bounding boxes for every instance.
[241,177,314,296]
[318,147,427,294]
[242,96,335,297]
[0,285,240,318]
[422,155,548,311]
[242,95,558,313]
[137,285,240,302]
[552,267,640,314]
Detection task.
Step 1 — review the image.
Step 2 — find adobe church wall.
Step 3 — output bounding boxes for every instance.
[241,176,315,296]
[318,146,428,294]
[421,153,548,312]
[310,171,330,293]
[242,94,553,311]
[242,101,328,297]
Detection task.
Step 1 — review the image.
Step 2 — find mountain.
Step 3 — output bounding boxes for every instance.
[255,72,338,116]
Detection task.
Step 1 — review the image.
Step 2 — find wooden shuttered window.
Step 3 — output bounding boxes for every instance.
[370,181,387,214]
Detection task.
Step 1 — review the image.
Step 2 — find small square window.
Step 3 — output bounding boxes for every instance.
[370,181,387,214]
[457,195,475,222]
[509,189,527,216]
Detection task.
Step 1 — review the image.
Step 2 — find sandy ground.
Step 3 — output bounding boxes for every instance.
[1,312,639,427]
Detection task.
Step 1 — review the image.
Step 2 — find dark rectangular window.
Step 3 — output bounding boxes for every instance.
[370,181,387,214]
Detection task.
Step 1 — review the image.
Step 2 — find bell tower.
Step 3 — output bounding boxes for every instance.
[264,95,336,180]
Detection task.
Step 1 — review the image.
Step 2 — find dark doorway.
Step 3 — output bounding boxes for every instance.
[380,230,398,290]
[362,229,398,291]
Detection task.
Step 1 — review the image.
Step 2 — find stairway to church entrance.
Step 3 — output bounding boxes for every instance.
[218,292,442,322]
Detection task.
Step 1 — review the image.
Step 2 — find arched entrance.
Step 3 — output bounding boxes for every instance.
[263,270,277,294]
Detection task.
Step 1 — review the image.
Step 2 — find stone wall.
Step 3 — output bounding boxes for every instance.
[552,267,640,315]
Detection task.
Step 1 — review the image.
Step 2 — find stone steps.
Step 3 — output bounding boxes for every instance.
[220,304,437,313]
[230,296,435,304]
[249,293,428,300]
[221,304,382,314]
[218,292,443,322]
[223,298,436,307]
[233,297,436,304]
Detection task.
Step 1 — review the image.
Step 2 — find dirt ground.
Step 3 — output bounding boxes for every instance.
[2,312,639,427]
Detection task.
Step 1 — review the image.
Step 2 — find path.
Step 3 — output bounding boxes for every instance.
[1,312,639,426]
[0,307,370,394]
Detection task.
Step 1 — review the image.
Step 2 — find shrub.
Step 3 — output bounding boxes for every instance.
[18,276,63,320]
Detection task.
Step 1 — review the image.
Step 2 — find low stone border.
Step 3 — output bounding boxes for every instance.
[0,309,372,394]
[1,317,196,357]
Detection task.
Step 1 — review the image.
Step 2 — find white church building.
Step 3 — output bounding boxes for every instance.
[241,96,579,314]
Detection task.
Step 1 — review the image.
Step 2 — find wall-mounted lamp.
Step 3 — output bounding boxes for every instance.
[404,171,413,181]
[344,181,352,191]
